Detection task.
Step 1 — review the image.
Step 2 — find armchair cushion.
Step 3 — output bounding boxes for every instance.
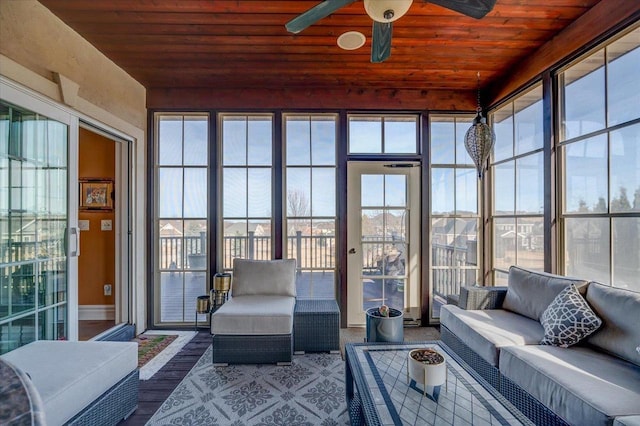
[232,259,296,297]
[211,295,295,335]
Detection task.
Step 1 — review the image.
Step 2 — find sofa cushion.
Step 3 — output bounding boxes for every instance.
[0,341,137,426]
[502,266,589,321]
[586,282,640,367]
[500,345,640,426]
[540,284,602,347]
[232,259,296,297]
[211,295,295,335]
[440,304,544,366]
[614,416,640,426]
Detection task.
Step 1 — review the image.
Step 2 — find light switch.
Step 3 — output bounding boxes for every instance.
[78,220,90,231]
[101,220,112,231]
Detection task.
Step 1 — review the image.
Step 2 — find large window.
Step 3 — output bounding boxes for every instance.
[490,85,545,284]
[558,26,640,291]
[1,102,68,353]
[429,115,480,317]
[155,114,209,324]
[220,114,273,270]
[284,114,337,298]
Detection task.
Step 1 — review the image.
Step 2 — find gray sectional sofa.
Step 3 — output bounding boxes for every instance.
[441,266,640,426]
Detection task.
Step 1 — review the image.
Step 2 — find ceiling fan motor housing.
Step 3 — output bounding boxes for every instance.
[364,0,413,23]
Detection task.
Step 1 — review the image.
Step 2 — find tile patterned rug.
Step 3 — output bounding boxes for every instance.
[145,346,349,425]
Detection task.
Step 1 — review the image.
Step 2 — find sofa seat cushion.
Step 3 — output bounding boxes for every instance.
[500,345,640,426]
[440,304,544,366]
[1,341,138,426]
[211,295,295,335]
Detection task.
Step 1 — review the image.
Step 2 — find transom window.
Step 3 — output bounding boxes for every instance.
[348,115,419,154]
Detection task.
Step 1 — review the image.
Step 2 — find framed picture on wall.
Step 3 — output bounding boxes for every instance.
[79,179,114,211]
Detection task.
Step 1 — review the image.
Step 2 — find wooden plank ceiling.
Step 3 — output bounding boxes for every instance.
[38,0,601,95]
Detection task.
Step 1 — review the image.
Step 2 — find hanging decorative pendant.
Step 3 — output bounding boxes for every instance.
[465,73,495,179]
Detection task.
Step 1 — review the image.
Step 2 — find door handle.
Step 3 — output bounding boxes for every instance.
[349,248,357,254]
[69,227,80,257]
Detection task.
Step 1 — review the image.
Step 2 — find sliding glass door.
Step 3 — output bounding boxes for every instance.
[1,99,73,353]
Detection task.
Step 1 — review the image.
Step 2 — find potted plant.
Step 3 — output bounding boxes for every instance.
[407,348,447,395]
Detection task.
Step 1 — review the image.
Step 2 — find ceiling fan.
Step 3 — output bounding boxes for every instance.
[286,0,497,63]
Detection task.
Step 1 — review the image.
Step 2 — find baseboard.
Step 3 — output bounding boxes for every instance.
[79,304,115,320]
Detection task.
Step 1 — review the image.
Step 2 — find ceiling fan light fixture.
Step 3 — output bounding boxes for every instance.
[337,31,366,50]
[364,0,413,23]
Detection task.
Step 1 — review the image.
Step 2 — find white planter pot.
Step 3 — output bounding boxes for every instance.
[407,348,447,395]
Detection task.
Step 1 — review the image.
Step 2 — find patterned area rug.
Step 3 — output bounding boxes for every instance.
[146,346,349,425]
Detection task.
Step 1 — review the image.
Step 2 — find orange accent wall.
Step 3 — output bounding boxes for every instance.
[78,128,116,305]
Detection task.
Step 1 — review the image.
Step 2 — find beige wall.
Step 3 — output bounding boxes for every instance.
[0,0,146,128]
[0,0,147,334]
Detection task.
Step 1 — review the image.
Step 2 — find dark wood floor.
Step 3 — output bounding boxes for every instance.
[120,331,211,425]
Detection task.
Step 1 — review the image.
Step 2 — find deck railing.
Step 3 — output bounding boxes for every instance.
[157,235,477,298]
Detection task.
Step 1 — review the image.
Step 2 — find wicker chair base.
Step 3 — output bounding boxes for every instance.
[441,325,501,391]
[500,374,570,426]
[212,334,293,364]
[66,369,139,426]
[294,299,340,353]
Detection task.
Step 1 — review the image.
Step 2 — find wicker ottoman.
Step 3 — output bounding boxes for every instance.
[294,299,340,353]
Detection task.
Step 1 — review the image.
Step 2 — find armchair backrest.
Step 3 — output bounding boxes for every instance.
[231,258,296,297]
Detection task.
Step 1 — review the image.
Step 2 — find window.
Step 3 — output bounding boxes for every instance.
[155,114,209,324]
[489,85,545,284]
[558,26,640,291]
[220,114,273,270]
[429,115,480,317]
[284,114,337,298]
[1,102,68,353]
[349,115,418,154]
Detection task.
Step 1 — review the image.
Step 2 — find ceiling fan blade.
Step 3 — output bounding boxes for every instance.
[371,21,393,63]
[371,21,393,64]
[425,0,497,19]
[286,0,357,34]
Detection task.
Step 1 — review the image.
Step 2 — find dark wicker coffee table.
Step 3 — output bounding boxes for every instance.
[345,341,533,426]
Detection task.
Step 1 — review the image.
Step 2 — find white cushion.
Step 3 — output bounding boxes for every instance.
[211,295,295,335]
[232,259,296,297]
[1,341,137,426]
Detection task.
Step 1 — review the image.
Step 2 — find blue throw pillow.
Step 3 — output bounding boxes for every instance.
[540,284,602,347]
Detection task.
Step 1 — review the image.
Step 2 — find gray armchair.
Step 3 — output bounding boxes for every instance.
[211,258,296,365]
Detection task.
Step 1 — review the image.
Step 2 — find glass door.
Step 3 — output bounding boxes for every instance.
[1,99,75,353]
[346,162,421,326]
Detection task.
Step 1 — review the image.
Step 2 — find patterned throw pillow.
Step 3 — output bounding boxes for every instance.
[540,284,602,347]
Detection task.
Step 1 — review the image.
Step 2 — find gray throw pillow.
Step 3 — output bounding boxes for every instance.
[540,284,602,347]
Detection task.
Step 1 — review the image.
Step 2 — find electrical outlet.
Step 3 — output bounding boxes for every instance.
[101,220,112,231]
[104,284,112,296]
